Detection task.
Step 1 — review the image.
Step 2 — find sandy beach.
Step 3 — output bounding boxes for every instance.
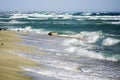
[0,30,38,80]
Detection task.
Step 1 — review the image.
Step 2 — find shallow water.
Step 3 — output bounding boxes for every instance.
[9,33,120,80]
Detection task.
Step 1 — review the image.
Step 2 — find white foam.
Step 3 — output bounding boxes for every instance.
[62,38,103,59]
[102,38,120,46]
[9,13,73,20]
[74,16,120,21]
[62,38,78,46]
[44,60,79,71]
[9,13,120,21]
[10,26,50,34]
[62,38,92,49]
[92,16,120,20]
[61,31,76,34]
[9,50,80,71]
[21,66,110,80]
[82,12,92,16]
[27,17,49,20]
[111,21,120,24]
[9,20,27,24]
[62,36,119,61]
[65,31,102,43]
[10,13,28,19]
[10,13,52,19]
[0,20,27,24]
[80,31,101,43]
[41,59,78,71]
[8,12,120,21]
[66,47,104,59]
[65,46,119,61]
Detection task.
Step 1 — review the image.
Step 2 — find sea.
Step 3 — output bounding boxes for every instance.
[0,11,120,80]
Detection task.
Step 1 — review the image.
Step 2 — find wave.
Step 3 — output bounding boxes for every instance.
[8,12,120,21]
[64,46,119,61]
[73,12,120,16]
[9,20,27,24]
[110,22,120,24]
[9,13,73,20]
[102,38,120,46]
[9,26,50,34]
[0,12,120,21]
[62,33,120,61]
[61,31,102,43]
[62,39,119,61]
[76,16,120,21]
[10,13,28,19]
[0,20,27,24]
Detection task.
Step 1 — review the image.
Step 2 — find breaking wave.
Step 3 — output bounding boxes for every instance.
[61,31,102,43]
[8,12,120,21]
[9,13,72,20]
[102,38,120,46]
[9,26,50,34]
[62,31,120,61]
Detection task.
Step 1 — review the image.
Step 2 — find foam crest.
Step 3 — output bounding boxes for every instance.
[82,12,92,16]
[0,20,27,24]
[102,38,120,46]
[80,31,101,43]
[9,13,73,20]
[8,12,120,21]
[62,37,119,61]
[88,16,120,20]
[62,39,78,46]
[65,46,118,61]
[65,47,104,59]
[10,13,28,19]
[61,31,76,34]
[67,31,102,43]
[9,20,27,24]
[62,38,102,58]
[111,21,120,24]
[62,38,89,49]
[10,26,50,34]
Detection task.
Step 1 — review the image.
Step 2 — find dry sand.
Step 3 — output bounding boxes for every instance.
[0,30,38,80]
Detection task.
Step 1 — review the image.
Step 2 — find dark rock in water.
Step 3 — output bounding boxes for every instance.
[48,32,58,36]
[17,30,20,32]
[76,66,82,71]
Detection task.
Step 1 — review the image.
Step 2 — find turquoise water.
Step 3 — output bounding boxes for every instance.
[1,11,120,80]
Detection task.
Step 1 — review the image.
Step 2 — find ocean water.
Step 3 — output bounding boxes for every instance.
[1,11,120,80]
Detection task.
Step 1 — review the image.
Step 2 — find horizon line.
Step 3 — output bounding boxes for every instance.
[0,10,120,13]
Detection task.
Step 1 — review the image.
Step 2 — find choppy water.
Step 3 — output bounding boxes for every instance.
[1,11,120,80]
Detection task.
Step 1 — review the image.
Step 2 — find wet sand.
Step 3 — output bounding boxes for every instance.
[0,30,38,80]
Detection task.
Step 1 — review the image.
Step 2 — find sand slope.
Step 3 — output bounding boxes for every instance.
[0,31,38,80]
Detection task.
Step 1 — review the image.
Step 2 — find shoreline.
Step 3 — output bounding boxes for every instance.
[0,30,38,80]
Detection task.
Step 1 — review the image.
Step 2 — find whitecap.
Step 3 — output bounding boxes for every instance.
[111,22,120,24]
[102,38,120,46]
[64,31,102,43]
[9,26,50,34]
[10,13,28,19]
